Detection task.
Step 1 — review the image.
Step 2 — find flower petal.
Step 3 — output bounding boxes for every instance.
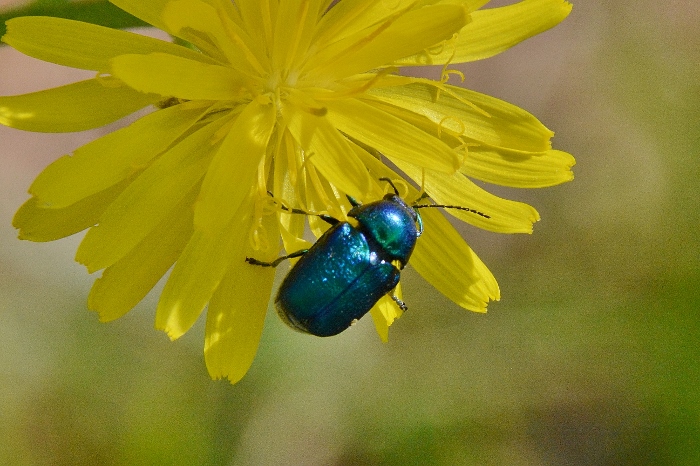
[369,291,404,343]
[412,208,499,312]
[234,0,269,46]
[30,101,211,208]
[163,0,265,74]
[2,16,216,72]
[204,258,275,383]
[397,0,573,65]
[462,148,575,188]
[271,0,328,71]
[87,189,195,322]
[305,4,468,80]
[155,191,257,340]
[110,53,248,101]
[204,209,279,384]
[0,78,159,132]
[108,0,178,32]
[394,158,540,233]
[75,117,227,273]
[13,180,128,242]
[283,104,372,201]
[368,81,553,152]
[314,0,485,49]
[272,132,314,253]
[195,98,276,232]
[324,97,460,173]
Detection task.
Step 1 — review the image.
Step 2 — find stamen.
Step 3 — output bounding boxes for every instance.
[441,69,465,85]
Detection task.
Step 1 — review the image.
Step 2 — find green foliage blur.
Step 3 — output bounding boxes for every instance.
[1,1,698,464]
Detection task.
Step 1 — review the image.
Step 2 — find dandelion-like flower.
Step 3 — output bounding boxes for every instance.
[1,0,574,383]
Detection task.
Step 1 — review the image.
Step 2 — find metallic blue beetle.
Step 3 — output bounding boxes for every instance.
[246,179,488,337]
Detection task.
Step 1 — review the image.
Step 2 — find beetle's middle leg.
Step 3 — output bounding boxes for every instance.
[246,249,309,268]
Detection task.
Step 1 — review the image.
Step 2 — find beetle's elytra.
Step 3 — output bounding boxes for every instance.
[246,179,489,337]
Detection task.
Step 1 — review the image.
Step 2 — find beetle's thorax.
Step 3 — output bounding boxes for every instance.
[348,194,419,265]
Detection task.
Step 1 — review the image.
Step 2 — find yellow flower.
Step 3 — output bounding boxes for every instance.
[1,0,574,383]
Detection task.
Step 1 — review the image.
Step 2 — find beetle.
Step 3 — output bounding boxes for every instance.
[246,178,489,337]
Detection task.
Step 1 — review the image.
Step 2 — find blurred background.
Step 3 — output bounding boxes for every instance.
[1,1,698,464]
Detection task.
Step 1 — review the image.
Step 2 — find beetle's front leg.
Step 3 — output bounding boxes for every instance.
[274,201,340,226]
[246,249,308,267]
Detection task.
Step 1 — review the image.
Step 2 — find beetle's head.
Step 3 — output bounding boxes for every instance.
[349,195,420,265]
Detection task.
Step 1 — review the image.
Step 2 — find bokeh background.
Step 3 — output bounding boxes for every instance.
[1,1,698,464]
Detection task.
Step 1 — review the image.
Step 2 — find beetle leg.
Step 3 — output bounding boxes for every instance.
[391,294,408,311]
[275,202,340,225]
[246,249,308,267]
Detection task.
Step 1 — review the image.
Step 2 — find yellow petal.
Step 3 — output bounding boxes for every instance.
[283,104,372,201]
[313,0,382,46]
[13,180,128,242]
[233,0,268,47]
[163,0,265,75]
[272,131,314,253]
[204,260,274,384]
[411,208,499,312]
[313,0,485,50]
[462,148,576,188]
[0,78,159,132]
[305,4,468,80]
[109,0,179,32]
[368,81,553,152]
[369,298,391,344]
[2,16,217,72]
[271,0,327,71]
[394,158,540,233]
[110,53,248,101]
[324,97,460,173]
[30,101,211,208]
[87,190,195,322]
[397,0,573,65]
[204,209,279,384]
[195,98,276,232]
[155,191,257,340]
[369,290,404,343]
[75,117,227,273]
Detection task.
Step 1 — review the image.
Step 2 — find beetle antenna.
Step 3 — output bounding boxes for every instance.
[413,203,491,219]
[378,177,400,195]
